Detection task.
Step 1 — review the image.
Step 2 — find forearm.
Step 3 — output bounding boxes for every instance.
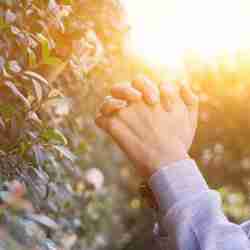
[149,159,250,250]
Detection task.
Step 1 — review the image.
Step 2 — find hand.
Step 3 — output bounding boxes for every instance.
[95,75,199,179]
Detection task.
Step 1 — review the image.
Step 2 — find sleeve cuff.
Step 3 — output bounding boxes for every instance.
[148,159,209,213]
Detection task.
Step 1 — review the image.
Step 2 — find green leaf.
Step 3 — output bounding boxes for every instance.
[37,33,51,62]
[0,16,9,30]
[4,80,31,109]
[61,0,73,5]
[27,111,42,125]
[0,116,5,130]
[32,79,43,103]
[27,48,37,68]
[36,34,63,66]
[19,141,31,156]
[44,56,63,66]
[53,145,77,162]
[41,128,68,145]
[32,144,46,166]
[0,0,13,6]
[0,104,15,118]
[24,70,49,86]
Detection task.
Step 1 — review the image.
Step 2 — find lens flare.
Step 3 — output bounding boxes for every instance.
[123,0,250,67]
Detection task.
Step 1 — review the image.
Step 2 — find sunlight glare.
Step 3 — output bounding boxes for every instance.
[122,0,250,68]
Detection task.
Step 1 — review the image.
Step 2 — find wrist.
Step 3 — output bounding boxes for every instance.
[140,156,192,210]
[148,152,190,178]
[148,159,208,213]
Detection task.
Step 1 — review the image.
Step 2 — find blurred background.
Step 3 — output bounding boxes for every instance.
[0,0,250,249]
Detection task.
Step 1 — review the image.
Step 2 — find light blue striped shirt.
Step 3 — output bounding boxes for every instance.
[149,159,250,250]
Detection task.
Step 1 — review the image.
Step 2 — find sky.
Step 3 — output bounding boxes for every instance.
[122,0,250,67]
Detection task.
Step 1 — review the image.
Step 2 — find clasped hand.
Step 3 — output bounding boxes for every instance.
[95,75,199,179]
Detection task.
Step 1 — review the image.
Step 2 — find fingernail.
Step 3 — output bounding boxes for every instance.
[116,100,128,108]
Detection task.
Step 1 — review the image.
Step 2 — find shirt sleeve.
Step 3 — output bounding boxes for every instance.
[148,159,250,250]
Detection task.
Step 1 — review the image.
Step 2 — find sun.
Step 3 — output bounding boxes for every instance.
[122,0,250,68]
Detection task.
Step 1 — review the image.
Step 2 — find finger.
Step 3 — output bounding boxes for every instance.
[160,82,179,111]
[180,83,199,133]
[96,114,152,178]
[108,117,140,151]
[100,96,128,116]
[180,82,199,108]
[95,113,109,131]
[111,83,142,102]
[96,114,137,149]
[132,75,159,105]
[118,102,150,141]
[96,114,143,159]
[106,117,150,178]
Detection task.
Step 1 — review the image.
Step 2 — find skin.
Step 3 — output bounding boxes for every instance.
[95,75,199,179]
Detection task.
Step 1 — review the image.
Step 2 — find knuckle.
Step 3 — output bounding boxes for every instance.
[118,106,130,119]
[100,103,110,115]
[95,116,102,127]
[115,99,128,109]
[161,99,172,112]
[95,115,108,131]
[134,75,153,89]
[160,84,178,104]
[107,117,118,132]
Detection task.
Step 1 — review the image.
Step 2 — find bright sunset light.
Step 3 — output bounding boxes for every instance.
[123,0,250,67]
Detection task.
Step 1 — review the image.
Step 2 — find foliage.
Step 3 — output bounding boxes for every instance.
[0,0,141,249]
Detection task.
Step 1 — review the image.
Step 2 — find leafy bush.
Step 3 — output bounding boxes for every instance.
[0,0,144,249]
